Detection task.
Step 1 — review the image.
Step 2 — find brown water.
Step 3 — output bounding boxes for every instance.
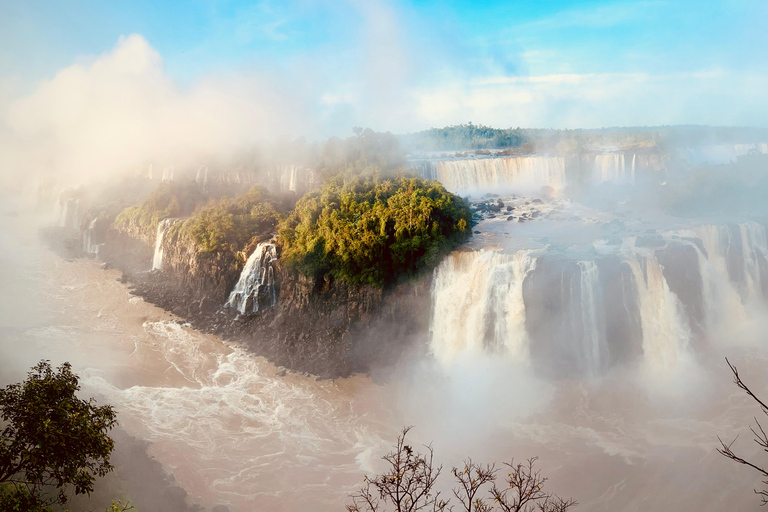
[0,203,765,511]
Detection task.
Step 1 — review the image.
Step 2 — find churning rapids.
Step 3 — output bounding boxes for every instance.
[4,146,768,511]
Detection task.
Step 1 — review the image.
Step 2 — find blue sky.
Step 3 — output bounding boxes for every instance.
[1,0,768,140]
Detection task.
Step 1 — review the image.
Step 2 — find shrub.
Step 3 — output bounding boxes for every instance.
[280,173,472,287]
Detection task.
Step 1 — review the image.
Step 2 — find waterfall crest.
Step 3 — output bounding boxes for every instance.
[415,156,566,193]
[225,243,278,315]
[592,154,636,184]
[430,249,536,364]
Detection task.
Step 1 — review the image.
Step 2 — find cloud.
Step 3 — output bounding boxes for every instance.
[414,69,768,129]
[0,34,313,189]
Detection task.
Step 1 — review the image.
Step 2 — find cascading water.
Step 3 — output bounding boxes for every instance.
[575,260,607,375]
[152,219,176,271]
[83,218,100,255]
[414,156,566,193]
[430,249,536,364]
[624,245,692,369]
[225,243,278,314]
[592,153,635,185]
[59,197,80,229]
[694,222,768,307]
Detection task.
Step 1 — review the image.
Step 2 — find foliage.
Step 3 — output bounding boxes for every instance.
[400,123,528,151]
[347,427,576,512]
[179,186,284,254]
[113,181,205,239]
[0,361,118,507]
[279,173,472,287]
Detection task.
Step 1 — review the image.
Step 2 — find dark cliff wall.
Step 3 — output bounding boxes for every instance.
[100,225,432,378]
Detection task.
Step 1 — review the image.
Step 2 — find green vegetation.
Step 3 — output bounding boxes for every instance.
[178,186,285,254]
[401,123,528,151]
[280,173,472,287]
[0,361,118,510]
[113,181,205,239]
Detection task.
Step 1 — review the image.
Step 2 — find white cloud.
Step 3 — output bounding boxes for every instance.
[0,34,312,189]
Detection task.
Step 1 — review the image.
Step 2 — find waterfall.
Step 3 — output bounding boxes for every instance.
[225,243,278,315]
[161,166,175,182]
[592,154,636,184]
[414,156,566,193]
[694,222,768,306]
[625,247,691,368]
[429,249,536,364]
[83,218,100,255]
[576,260,606,375]
[152,219,176,271]
[195,167,209,188]
[59,198,80,229]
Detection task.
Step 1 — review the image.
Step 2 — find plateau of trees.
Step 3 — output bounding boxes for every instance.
[0,361,121,511]
[400,123,528,151]
[279,172,473,287]
[347,426,576,512]
[179,185,287,254]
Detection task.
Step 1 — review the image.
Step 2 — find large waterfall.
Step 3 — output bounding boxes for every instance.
[152,219,177,271]
[414,156,567,193]
[429,221,768,376]
[430,250,536,364]
[625,247,691,368]
[225,243,278,315]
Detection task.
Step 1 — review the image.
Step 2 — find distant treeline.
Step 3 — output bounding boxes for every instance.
[400,123,529,151]
[399,123,768,153]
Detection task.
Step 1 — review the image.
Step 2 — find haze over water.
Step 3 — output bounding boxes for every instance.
[3,2,768,511]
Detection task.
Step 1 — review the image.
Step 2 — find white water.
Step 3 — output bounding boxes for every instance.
[3,195,767,512]
[416,156,566,193]
[576,260,606,375]
[430,249,536,364]
[152,219,176,271]
[83,218,100,255]
[225,243,278,314]
[59,197,80,229]
[592,153,635,185]
[624,245,692,369]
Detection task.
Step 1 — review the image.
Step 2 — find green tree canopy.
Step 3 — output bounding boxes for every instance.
[280,173,472,287]
[0,361,117,507]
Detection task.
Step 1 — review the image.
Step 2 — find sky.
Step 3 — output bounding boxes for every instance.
[1,0,767,182]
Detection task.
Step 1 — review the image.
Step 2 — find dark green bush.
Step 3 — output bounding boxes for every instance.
[179,186,282,254]
[279,173,472,287]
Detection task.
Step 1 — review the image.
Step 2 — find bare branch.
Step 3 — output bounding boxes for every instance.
[451,459,496,512]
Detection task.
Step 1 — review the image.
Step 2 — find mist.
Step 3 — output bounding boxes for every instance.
[3,2,768,512]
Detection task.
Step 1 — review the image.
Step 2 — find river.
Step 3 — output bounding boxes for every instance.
[0,196,766,511]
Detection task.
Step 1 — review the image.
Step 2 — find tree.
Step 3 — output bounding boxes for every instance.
[347,427,576,512]
[347,426,449,512]
[0,360,118,507]
[718,357,768,504]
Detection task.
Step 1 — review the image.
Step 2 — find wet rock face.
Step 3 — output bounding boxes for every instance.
[596,256,643,364]
[98,226,431,378]
[523,257,585,378]
[523,256,644,378]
